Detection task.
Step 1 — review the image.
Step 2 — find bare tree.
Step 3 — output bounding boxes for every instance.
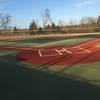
[80,17,88,25]
[97,16,100,27]
[40,8,52,28]
[80,17,97,25]
[88,17,96,24]
[69,19,77,26]
[59,20,66,28]
[0,13,11,30]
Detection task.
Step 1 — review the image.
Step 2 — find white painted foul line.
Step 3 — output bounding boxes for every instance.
[74,47,92,54]
[73,38,100,48]
[79,47,91,53]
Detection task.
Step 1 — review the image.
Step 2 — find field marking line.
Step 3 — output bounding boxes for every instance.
[75,52,90,54]
[74,47,92,54]
[55,48,72,54]
[79,47,91,53]
[33,47,70,51]
[0,52,17,56]
[38,49,64,57]
[39,53,62,57]
[55,49,64,55]
[38,48,73,57]
[73,38,100,48]
[39,50,42,57]
[59,48,72,54]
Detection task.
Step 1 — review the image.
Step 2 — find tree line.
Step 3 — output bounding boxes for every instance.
[0,8,100,34]
[29,8,100,34]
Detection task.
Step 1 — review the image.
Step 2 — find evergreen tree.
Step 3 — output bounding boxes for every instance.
[38,27,43,34]
[13,26,18,31]
[51,22,56,29]
[56,25,61,29]
[13,26,18,34]
[45,24,51,29]
[29,19,38,34]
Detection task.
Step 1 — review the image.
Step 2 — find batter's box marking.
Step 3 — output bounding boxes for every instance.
[38,47,91,57]
[39,49,63,57]
[38,48,72,57]
[55,48,72,54]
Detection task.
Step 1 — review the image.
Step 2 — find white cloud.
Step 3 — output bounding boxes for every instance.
[75,0,99,7]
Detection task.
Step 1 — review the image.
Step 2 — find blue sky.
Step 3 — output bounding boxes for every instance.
[0,0,100,28]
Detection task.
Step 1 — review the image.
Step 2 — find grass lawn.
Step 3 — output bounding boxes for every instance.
[41,38,91,46]
[14,36,92,47]
[1,53,100,100]
[0,50,17,56]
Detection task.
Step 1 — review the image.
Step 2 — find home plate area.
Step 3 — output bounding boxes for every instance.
[38,47,91,57]
[16,46,100,65]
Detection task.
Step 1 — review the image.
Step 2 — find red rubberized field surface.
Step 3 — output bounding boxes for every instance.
[0,38,100,65]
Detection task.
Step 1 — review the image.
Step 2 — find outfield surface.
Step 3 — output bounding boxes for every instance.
[0,34,100,100]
